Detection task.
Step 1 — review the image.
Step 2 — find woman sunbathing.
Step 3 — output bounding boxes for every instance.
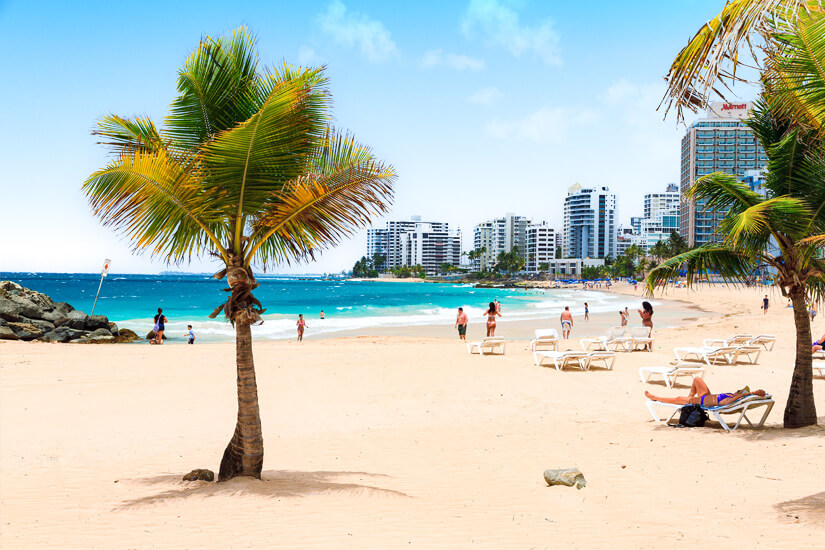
[645,377,766,407]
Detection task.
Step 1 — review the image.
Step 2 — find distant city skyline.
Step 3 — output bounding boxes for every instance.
[0,0,758,274]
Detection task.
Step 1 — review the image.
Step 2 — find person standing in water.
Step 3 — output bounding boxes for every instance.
[152,308,166,345]
[619,309,628,326]
[297,314,307,342]
[584,302,589,321]
[495,299,502,315]
[320,310,325,319]
[484,302,501,337]
[455,307,468,340]
[560,306,574,339]
[638,301,654,351]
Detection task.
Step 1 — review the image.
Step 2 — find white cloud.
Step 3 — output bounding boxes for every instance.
[461,0,561,66]
[485,106,597,143]
[318,0,399,62]
[420,49,485,71]
[468,87,502,105]
[298,46,321,66]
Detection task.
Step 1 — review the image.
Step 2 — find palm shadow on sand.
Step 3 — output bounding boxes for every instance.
[776,491,825,525]
[114,469,409,510]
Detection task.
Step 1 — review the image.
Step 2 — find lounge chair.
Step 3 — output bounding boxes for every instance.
[730,345,762,364]
[467,337,506,355]
[813,349,825,360]
[673,346,738,366]
[533,350,589,371]
[530,329,559,351]
[748,334,776,351]
[814,360,825,378]
[586,351,616,370]
[645,394,775,431]
[703,334,754,348]
[638,363,705,388]
[627,326,654,351]
[580,327,629,351]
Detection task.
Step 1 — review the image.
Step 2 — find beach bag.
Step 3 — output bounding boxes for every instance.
[678,404,709,427]
[153,322,160,332]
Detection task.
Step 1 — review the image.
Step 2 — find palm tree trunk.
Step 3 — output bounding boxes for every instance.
[785,285,818,428]
[218,318,264,480]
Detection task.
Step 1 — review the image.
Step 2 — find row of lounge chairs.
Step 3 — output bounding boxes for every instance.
[530,327,653,352]
[532,350,616,371]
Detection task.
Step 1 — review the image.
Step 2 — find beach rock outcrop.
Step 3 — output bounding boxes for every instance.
[183,469,215,482]
[146,331,168,341]
[544,468,586,490]
[0,281,137,344]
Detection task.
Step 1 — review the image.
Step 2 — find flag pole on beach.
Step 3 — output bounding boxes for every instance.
[90,259,111,316]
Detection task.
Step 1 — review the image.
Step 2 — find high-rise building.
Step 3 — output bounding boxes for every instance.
[563,184,617,259]
[634,183,681,251]
[525,223,560,273]
[367,216,461,275]
[680,102,768,246]
[471,213,531,270]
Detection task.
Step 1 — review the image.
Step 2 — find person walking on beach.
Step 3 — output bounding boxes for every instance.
[152,308,166,345]
[584,302,589,321]
[484,302,501,337]
[638,301,654,351]
[296,314,307,342]
[619,309,628,326]
[762,295,769,315]
[560,306,574,339]
[186,325,195,344]
[455,307,468,340]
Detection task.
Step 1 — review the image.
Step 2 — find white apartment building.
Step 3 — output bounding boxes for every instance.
[525,223,560,273]
[367,216,461,275]
[628,183,681,253]
[472,213,531,271]
[544,258,605,278]
[563,184,617,259]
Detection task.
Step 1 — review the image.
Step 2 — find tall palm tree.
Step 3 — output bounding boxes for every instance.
[646,98,825,428]
[83,28,396,480]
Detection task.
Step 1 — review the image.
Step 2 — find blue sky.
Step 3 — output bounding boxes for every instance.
[0,0,757,274]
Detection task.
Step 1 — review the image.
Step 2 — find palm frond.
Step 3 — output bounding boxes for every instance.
[765,9,825,136]
[94,115,166,156]
[82,150,229,262]
[645,244,758,295]
[660,0,821,122]
[687,172,765,213]
[245,130,396,268]
[165,27,263,149]
[200,65,330,241]
[719,196,811,250]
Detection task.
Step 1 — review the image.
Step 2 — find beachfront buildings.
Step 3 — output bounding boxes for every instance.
[635,184,680,251]
[562,184,617,259]
[525,223,561,273]
[542,258,605,278]
[680,102,768,246]
[472,214,531,270]
[366,216,462,276]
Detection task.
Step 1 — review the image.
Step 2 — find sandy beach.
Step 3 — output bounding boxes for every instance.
[1,285,824,548]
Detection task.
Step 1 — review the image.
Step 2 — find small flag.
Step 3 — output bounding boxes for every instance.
[101,259,111,278]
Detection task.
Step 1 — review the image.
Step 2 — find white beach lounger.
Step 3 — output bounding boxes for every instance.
[673,346,737,366]
[813,350,825,360]
[467,337,506,355]
[586,351,616,370]
[533,351,590,371]
[638,363,705,388]
[530,329,559,351]
[748,335,776,351]
[645,394,775,431]
[731,345,762,365]
[627,326,653,351]
[580,327,629,352]
[703,334,754,348]
[814,360,825,378]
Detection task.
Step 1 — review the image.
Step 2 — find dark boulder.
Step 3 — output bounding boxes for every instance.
[146,331,168,341]
[4,295,43,320]
[182,469,215,482]
[41,326,85,343]
[67,310,88,331]
[42,309,69,326]
[29,319,56,333]
[0,298,24,323]
[53,302,75,314]
[115,328,141,343]
[108,322,119,336]
[85,315,110,331]
[89,328,114,341]
[7,322,44,341]
[0,325,18,340]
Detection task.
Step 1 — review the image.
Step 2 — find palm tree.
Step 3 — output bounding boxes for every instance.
[83,28,396,479]
[646,98,825,428]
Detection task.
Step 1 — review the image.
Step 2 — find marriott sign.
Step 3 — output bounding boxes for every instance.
[707,101,753,119]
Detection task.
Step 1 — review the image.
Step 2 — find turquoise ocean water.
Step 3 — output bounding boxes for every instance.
[2,273,633,342]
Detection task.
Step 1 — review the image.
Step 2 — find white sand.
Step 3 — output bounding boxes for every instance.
[1,285,824,548]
